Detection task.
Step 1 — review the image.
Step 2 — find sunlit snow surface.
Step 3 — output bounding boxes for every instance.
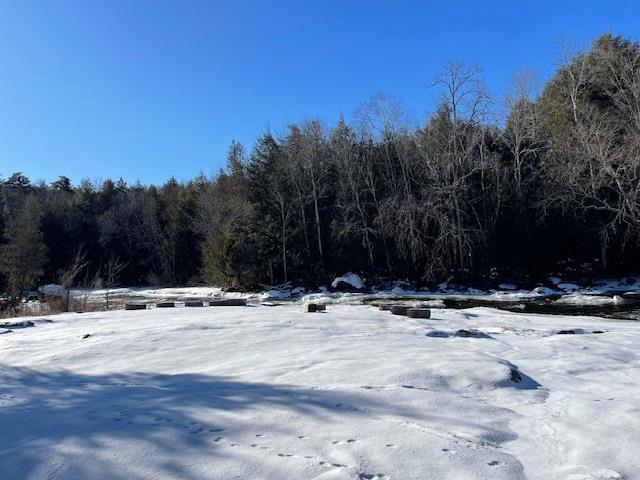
[1,305,637,480]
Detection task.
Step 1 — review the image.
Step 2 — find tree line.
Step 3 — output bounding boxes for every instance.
[2,34,640,296]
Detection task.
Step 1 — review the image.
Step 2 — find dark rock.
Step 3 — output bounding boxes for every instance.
[390,305,409,316]
[157,302,175,308]
[209,298,247,306]
[407,308,431,319]
[331,281,364,293]
[82,334,92,339]
[378,304,392,311]
[185,301,204,307]
[301,302,325,312]
[125,304,147,311]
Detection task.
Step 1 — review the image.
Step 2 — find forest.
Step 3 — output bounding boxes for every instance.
[2,34,640,296]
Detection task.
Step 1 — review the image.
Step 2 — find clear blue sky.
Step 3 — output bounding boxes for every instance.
[0,0,638,186]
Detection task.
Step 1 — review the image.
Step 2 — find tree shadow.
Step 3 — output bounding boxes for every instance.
[0,366,394,479]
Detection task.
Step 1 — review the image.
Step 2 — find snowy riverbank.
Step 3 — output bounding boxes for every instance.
[1,304,638,479]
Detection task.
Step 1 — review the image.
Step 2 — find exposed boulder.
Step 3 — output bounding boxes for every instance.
[300,302,326,313]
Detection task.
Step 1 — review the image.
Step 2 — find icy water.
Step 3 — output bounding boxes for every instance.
[359,295,640,321]
[441,297,640,321]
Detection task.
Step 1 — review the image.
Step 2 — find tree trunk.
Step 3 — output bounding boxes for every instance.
[600,242,608,271]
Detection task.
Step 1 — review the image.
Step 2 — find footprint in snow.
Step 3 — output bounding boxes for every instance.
[332,439,357,445]
[319,461,347,468]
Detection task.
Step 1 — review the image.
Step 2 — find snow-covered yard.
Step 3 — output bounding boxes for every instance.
[0,305,638,479]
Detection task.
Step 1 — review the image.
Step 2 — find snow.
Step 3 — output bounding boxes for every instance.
[331,273,365,290]
[498,283,517,290]
[1,305,639,479]
[40,284,67,296]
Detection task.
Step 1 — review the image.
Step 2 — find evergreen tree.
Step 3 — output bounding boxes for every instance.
[0,196,49,295]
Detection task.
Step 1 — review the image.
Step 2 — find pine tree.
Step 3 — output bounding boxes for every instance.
[0,196,49,295]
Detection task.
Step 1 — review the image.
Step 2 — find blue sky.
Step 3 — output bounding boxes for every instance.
[0,0,638,186]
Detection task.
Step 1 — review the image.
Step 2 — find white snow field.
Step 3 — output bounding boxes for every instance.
[1,305,638,480]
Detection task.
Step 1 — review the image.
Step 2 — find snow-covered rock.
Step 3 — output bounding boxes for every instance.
[290,286,305,296]
[331,272,365,291]
[259,289,291,301]
[498,283,517,290]
[531,286,555,296]
[40,284,67,297]
[391,285,413,294]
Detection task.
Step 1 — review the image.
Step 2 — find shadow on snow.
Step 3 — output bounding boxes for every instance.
[0,367,394,479]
